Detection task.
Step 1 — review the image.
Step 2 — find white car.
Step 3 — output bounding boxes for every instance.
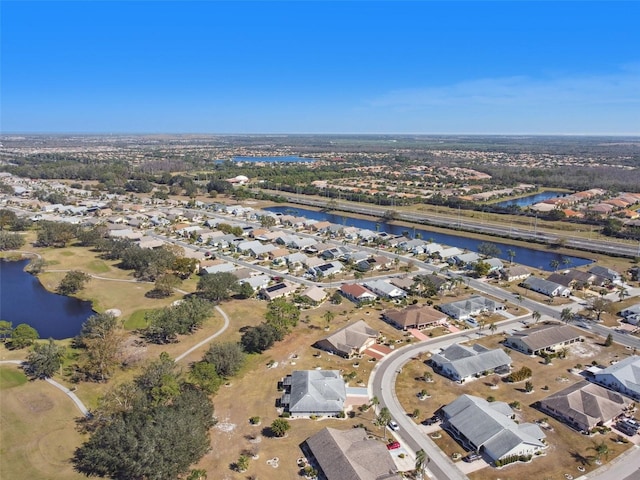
[388,420,400,431]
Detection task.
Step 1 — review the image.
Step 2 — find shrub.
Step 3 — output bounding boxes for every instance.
[506,366,532,383]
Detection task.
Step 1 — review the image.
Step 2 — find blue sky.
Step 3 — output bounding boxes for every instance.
[2,1,639,134]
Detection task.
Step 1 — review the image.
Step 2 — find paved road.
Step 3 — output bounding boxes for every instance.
[274,192,640,259]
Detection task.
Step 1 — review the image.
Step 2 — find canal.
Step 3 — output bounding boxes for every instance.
[265,206,592,271]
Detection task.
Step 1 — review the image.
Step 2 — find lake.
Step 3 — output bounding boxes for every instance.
[232,156,316,163]
[494,191,565,208]
[265,206,592,271]
[0,259,94,339]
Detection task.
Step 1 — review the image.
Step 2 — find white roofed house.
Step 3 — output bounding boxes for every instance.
[279,370,347,417]
[314,320,378,358]
[438,295,505,321]
[363,279,406,299]
[441,395,547,464]
[301,285,327,305]
[259,282,298,301]
[452,252,481,267]
[592,356,640,401]
[522,276,571,297]
[439,247,464,260]
[430,343,512,383]
[285,252,308,270]
[310,261,344,278]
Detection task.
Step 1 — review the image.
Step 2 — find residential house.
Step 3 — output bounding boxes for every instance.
[484,258,504,273]
[501,266,532,282]
[280,370,346,417]
[538,380,628,432]
[589,266,622,284]
[259,282,298,301]
[383,304,448,330]
[200,262,236,275]
[438,295,505,321]
[522,276,571,297]
[439,247,464,260]
[301,286,327,305]
[268,247,291,265]
[240,274,271,291]
[310,261,344,278]
[621,303,640,325]
[592,356,640,400]
[340,284,377,304]
[505,324,582,356]
[441,395,546,463]
[314,320,378,358]
[430,343,511,382]
[303,427,400,480]
[363,280,406,300]
[452,252,481,267]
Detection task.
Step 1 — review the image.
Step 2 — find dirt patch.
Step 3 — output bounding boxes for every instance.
[16,391,55,413]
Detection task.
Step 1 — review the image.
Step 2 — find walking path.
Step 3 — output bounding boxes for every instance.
[175,305,230,362]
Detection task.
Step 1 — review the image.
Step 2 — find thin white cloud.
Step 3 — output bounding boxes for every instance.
[369,69,640,110]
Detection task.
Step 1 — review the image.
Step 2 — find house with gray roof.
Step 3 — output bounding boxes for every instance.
[522,276,571,297]
[505,324,582,356]
[592,356,640,400]
[438,295,505,321]
[501,266,532,282]
[304,427,400,480]
[431,343,511,382]
[589,265,621,284]
[538,380,628,433]
[314,320,378,358]
[280,370,347,417]
[441,395,547,463]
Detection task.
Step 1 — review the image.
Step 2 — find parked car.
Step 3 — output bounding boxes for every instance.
[463,453,481,462]
[386,441,401,450]
[422,417,439,426]
[388,420,400,432]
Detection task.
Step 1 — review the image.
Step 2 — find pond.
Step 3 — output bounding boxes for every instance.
[0,259,94,339]
[494,191,565,208]
[265,206,592,271]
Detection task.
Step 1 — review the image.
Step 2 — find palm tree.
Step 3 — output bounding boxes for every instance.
[323,311,335,329]
[550,259,560,272]
[589,441,609,462]
[532,310,542,324]
[560,307,575,324]
[375,407,392,439]
[489,322,498,334]
[618,287,629,302]
[507,249,516,265]
[415,449,429,480]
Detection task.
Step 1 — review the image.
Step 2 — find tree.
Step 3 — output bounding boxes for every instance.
[550,259,560,272]
[618,287,629,302]
[145,296,212,344]
[153,273,182,297]
[560,307,575,324]
[228,280,250,299]
[473,260,491,278]
[604,333,613,347]
[507,249,516,265]
[589,440,609,461]
[375,407,392,439]
[532,311,542,324]
[189,361,223,394]
[489,322,498,334]
[240,323,282,353]
[0,231,26,250]
[36,221,76,247]
[73,386,214,480]
[203,342,245,378]
[270,418,290,437]
[330,291,343,305]
[9,323,39,349]
[24,339,65,379]
[197,272,239,302]
[524,380,534,393]
[588,297,613,322]
[172,257,197,279]
[57,270,91,295]
[0,208,17,230]
[265,298,300,336]
[0,320,12,342]
[415,449,429,480]
[235,455,250,472]
[134,352,181,406]
[323,311,335,329]
[477,242,501,258]
[77,313,125,382]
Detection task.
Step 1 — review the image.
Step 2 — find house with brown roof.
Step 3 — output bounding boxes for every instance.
[500,266,531,282]
[304,427,400,480]
[383,304,447,330]
[340,284,377,304]
[505,324,582,356]
[314,320,378,358]
[538,380,628,433]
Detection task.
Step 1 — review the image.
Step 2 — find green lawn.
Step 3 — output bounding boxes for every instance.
[0,366,28,390]
[87,260,110,274]
[124,309,153,330]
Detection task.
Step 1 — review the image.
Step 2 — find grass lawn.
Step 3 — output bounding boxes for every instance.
[123,308,153,330]
[0,365,87,480]
[0,366,28,389]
